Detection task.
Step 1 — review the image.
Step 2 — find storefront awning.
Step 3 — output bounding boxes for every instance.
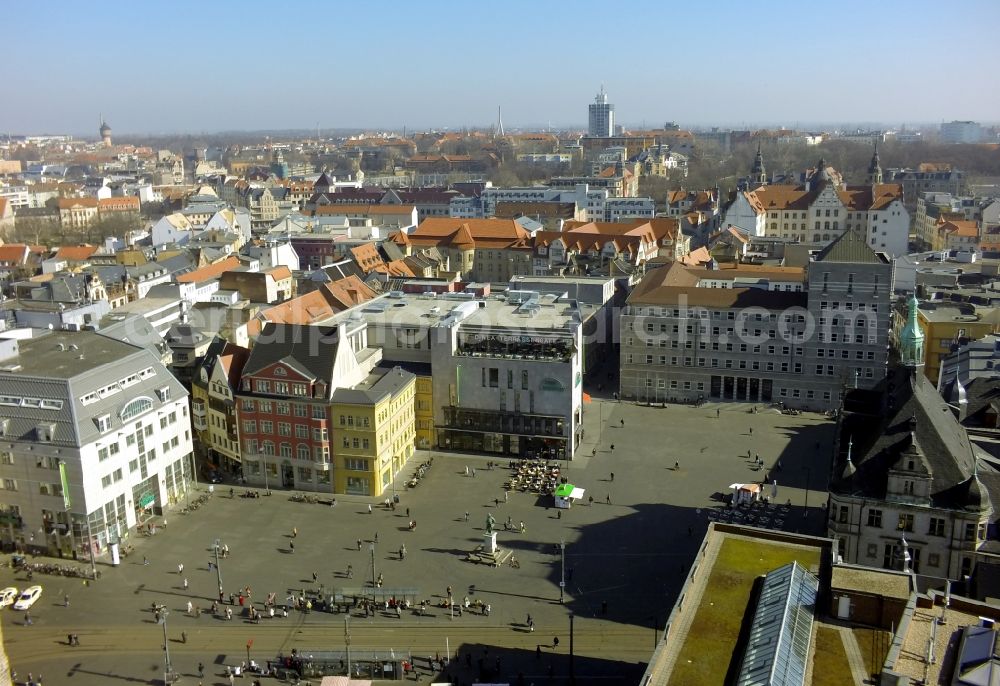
[138,492,155,508]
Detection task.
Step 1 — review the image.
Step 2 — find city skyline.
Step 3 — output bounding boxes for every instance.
[4,0,1000,136]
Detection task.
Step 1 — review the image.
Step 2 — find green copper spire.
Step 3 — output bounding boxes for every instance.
[899,294,925,368]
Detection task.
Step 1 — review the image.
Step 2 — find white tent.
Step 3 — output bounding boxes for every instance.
[729,482,761,506]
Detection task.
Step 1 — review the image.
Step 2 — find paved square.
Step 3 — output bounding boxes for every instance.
[0,398,833,685]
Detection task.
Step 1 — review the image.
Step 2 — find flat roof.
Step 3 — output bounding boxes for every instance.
[7,330,141,378]
[321,292,588,334]
[830,565,910,600]
[642,525,831,686]
[331,366,414,405]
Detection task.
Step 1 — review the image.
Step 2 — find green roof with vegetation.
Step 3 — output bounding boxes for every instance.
[666,537,822,686]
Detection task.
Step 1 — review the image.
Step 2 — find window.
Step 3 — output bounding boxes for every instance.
[928,517,945,536]
[522,370,529,390]
[489,368,499,388]
[838,505,849,523]
[95,414,113,432]
[867,509,883,528]
[965,522,976,541]
[897,513,914,532]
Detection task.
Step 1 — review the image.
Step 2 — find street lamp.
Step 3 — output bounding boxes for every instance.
[345,615,352,676]
[370,543,376,614]
[559,540,566,603]
[214,538,224,594]
[160,609,173,685]
[803,466,811,518]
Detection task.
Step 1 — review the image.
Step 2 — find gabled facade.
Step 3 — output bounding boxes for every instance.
[192,339,250,474]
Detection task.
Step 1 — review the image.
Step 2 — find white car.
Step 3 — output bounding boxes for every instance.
[0,587,17,608]
[12,585,41,611]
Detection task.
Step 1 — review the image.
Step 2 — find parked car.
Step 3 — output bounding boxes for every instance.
[206,470,223,484]
[13,585,42,610]
[0,587,18,608]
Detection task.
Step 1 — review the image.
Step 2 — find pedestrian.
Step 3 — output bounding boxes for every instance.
[606,493,611,504]
[187,601,193,614]
[588,495,594,506]
[178,563,184,575]
[536,645,541,659]
[610,472,615,482]
[494,498,500,508]
[289,540,294,553]
[610,444,615,452]
[292,527,298,538]
[486,603,491,616]
[749,427,753,436]
[464,511,470,522]
[688,526,693,536]
[557,510,562,519]
[504,491,509,503]
[368,504,373,514]
[519,521,526,533]
[183,577,189,589]
[357,538,362,551]
[553,637,560,649]
[347,564,353,578]
[143,555,148,566]
[472,467,476,477]
[675,461,679,470]
[312,571,318,582]
[465,465,470,476]
[374,532,379,543]
[198,663,205,678]
[64,594,69,607]
[406,507,410,517]
[620,418,624,427]
[181,631,187,644]
[716,408,720,418]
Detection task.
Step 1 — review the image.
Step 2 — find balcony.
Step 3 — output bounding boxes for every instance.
[192,400,206,417]
[193,415,207,431]
[313,460,331,472]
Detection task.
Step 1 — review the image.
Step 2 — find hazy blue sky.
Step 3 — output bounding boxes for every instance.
[6,0,1000,136]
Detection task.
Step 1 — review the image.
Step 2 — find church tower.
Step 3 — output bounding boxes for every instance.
[751,142,766,186]
[866,142,883,184]
[899,294,925,370]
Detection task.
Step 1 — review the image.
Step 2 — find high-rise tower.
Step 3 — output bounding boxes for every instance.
[587,87,614,137]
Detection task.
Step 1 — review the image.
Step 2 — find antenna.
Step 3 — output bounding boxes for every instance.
[497,106,504,138]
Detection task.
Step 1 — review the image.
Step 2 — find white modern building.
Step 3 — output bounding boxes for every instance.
[0,330,193,558]
[940,121,984,145]
[588,87,615,138]
[324,290,585,459]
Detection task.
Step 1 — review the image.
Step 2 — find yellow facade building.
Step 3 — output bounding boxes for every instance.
[894,302,1000,383]
[332,366,416,497]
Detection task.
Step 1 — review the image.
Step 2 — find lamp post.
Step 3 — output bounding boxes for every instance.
[559,539,566,603]
[84,514,98,580]
[214,538,223,591]
[345,615,352,676]
[262,459,270,495]
[803,466,811,518]
[370,543,376,613]
[160,609,173,685]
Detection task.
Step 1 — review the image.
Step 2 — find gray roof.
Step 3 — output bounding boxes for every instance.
[834,368,980,507]
[0,330,186,448]
[331,366,414,405]
[814,227,888,264]
[242,323,341,392]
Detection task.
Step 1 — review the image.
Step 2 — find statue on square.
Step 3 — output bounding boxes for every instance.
[486,513,496,534]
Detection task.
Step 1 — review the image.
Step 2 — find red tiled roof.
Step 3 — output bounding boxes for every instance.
[57,197,99,210]
[176,256,242,283]
[54,244,99,261]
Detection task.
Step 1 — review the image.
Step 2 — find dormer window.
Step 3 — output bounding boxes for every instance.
[156,387,170,402]
[95,414,112,432]
[907,460,914,471]
[36,423,56,443]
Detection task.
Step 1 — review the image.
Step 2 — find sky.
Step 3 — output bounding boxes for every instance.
[5,0,1000,136]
